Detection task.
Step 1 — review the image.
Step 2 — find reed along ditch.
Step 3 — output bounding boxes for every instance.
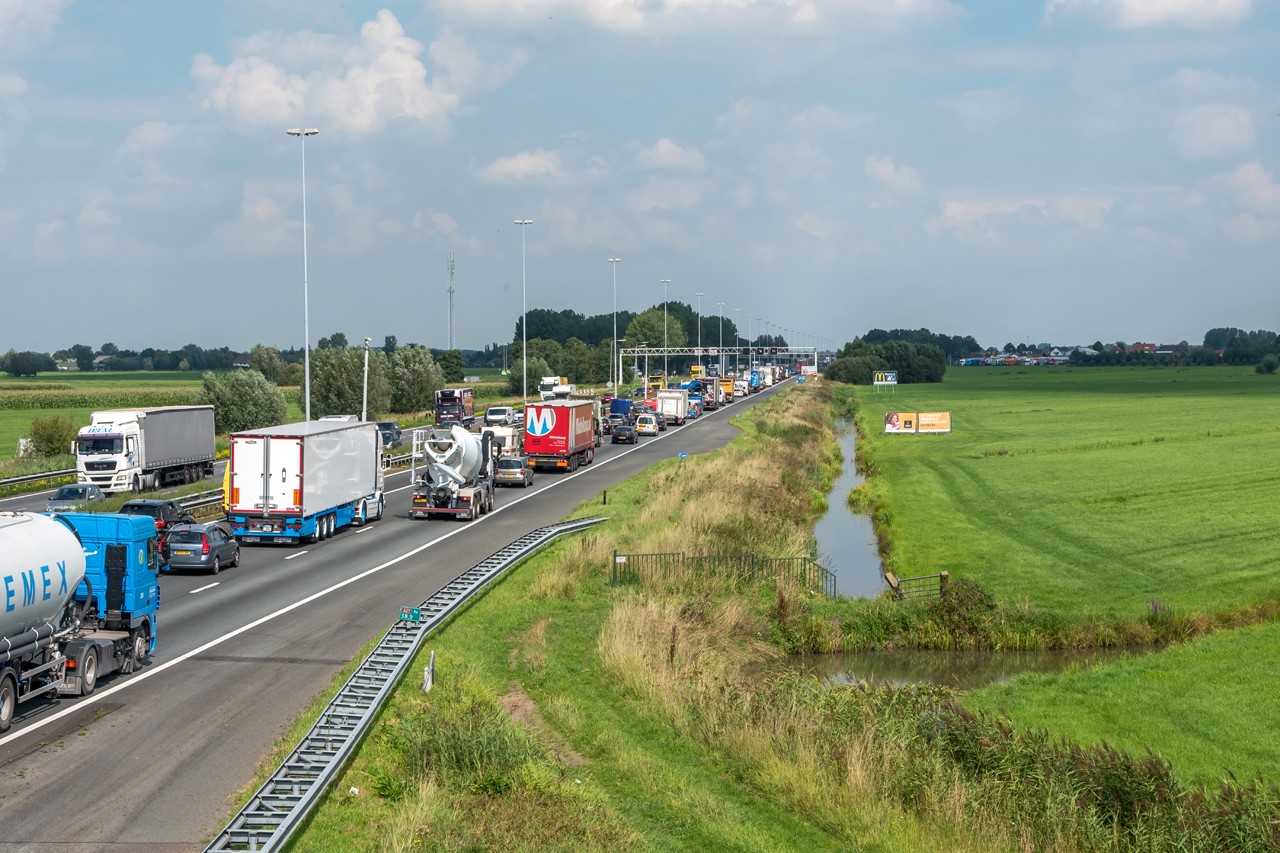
[813,420,884,598]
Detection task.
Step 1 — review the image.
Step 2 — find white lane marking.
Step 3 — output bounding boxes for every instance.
[285,551,308,560]
[188,583,220,594]
[0,386,775,747]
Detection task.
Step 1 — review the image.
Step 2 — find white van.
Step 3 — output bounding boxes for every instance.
[636,413,659,436]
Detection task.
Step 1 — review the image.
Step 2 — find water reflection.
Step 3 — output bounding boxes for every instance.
[778,646,1151,691]
[814,421,884,598]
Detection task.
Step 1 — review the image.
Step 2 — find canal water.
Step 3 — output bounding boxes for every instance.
[814,421,884,598]
[773,646,1151,691]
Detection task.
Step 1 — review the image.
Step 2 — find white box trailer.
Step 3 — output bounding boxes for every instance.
[75,405,215,493]
[227,420,385,545]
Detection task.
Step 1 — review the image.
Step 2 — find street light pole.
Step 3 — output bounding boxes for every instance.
[361,337,371,421]
[515,219,533,407]
[694,291,703,368]
[734,307,741,374]
[717,302,725,376]
[660,278,671,378]
[286,127,318,421]
[609,258,622,390]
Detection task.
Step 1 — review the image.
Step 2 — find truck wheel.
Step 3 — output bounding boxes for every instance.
[79,647,99,697]
[132,476,142,493]
[128,629,148,672]
[0,673,15,733]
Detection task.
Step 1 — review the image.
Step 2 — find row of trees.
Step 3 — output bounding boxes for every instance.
[822,338,948,385]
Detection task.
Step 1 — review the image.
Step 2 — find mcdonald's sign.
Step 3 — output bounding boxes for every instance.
[873,371,897,386]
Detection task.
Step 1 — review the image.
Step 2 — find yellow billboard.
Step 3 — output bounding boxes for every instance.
[917,411,952,433]
[884,412,916,434]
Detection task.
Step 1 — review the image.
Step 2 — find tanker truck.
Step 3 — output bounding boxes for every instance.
[409,425,495,521]
[74,405,216,494]
[0,511,161,733]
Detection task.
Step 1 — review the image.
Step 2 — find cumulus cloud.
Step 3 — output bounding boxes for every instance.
[0,0,69,51]
[213,183,296,255]
[795,212,842,239]
[478,149,565,183]
[1052,197,1114,229]
[636,139,706,172]
[951,88,1023,131]
[1046,0,1252,29]
[1162,68,1257,100]
[0,73,26,98]
[864,155,922,195]
[120,121,175,154]
[1222,213,1280,244]
[627,177,701,212]
[434,0,958,34]
[192,10,460,136]
[1219,162,1280,213]
[77,194,120,227]
[1171,104,1254,159]
[925,198,1048,242]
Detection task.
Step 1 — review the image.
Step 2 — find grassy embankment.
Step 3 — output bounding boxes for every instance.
[248,377,1278,852]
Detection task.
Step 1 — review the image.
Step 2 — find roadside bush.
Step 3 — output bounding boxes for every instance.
[926,577,997,639]
[198,370,288,434]
[1255,354,1278,375]
[27,415,79,457]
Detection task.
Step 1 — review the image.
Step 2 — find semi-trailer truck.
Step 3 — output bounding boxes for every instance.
[0,511,161,732]
[409,426,495,520]
[434,388,475,427]
[74,406,216,494]
[226,420,385,544]
[524,400,596,472]
[656,389,689,426]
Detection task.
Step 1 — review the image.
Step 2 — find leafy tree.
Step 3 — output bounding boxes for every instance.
[625,308,688,357]
[1258,355,1279,375]
[526,339,564,374]
[100,342,119,356]
[27,415,78,457]
[249,344,284,383]
[387,345,444,414]
[198,370,288,434]
[317,332,348,350]
[382,335,398,356]
[279,362,304,387]
[69,343,94,372]
[508,356,552,396]
[2,350,54,376]
[1002,342,1016,354]
[438,349,465,383]
[309,346,390,418]
[561,337,595,383]
[823,354,890,385]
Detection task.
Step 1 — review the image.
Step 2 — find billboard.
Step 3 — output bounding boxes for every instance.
[873,371,898,386]
[884,412,916,434]
[917,411,952,433]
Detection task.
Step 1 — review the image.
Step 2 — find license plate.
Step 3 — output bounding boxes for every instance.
[243,536,262,543]
[172,549,192,556]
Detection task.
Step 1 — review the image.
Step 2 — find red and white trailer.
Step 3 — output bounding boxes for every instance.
[524,401,596,472]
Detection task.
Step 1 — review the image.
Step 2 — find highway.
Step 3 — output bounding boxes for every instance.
[0,385,785,851]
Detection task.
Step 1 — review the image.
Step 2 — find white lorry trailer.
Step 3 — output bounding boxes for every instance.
[0,511,161,732]
[226,420,385,545]
[409,425,495,520]
[74,405,215,494]
[656,389,690,426]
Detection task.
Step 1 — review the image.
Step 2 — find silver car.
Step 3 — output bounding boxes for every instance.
[494,455,534,488]
[164,522,241,574]
[46,484,106,513]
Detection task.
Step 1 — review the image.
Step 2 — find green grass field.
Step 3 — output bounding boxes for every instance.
[851,366,1280,621]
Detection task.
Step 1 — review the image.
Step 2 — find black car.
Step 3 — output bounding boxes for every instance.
[377,421,402,448]
[611,424,639,444]
[120,498,196,552]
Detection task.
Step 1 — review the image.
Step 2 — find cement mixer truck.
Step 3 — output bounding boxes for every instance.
[409,425,495,521]
[0,511,161,733]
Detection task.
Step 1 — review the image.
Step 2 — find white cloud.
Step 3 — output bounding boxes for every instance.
[627,177,701,212]
[1171,104,1254,159]
[951,88,1023,131]
[1219,162,1280,213]
[1046,0,1252,29]
[864,155,922,195]
[192,10,460,136]
[212,183,296,255]
[0,0,69,51]
[34,219,65,241]
[1162,68,1257,100]
[1052,197,1114,229]
[0,73,26,98]
[925,198,1048,241]
[77,194,120,227]
[478,149,565,184]
[120,121,175,154]
[795,211,842,239]
[636,138,706,172]
[431,212,459,235]
[1222,213,1280,244]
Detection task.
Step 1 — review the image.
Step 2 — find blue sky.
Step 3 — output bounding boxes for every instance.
[1,0,1277,355]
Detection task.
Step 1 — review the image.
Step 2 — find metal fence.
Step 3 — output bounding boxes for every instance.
[884,570,948,601]
[612,551,837,599]
[0,467,76,490]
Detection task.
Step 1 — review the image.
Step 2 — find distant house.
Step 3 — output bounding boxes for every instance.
[93,355,112,370]
[232,354,252,369]
[1156,343,1188,357]
[55,359,80,371]
[1131,342,1157,354]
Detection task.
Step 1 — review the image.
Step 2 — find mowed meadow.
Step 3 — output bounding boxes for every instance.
[851,366,1280,620]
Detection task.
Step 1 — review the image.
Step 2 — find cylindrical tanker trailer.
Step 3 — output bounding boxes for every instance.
[409,426,496,521]
[0,511,161,734]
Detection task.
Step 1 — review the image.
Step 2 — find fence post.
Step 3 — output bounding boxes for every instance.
[939,571,949,597]
[612,551,616,587]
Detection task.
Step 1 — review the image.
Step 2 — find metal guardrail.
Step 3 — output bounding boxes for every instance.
[204,516,607,852]
[179,489,226,512]
[885,571,948,601]
[0,467,76,489]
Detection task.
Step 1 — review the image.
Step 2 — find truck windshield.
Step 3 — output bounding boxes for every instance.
[77,436,122,454]
[438,405,462,415]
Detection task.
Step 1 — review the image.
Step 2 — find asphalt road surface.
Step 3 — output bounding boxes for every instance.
[0,382,788,852]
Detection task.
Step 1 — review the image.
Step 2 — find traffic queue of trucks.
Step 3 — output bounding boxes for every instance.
[75,406,216,495]
[1,510,161,732]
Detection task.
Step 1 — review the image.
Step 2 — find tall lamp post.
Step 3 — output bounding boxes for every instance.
[286,127,318,421]
[694,291,704,368]
[515,218,533,406]
[361,337,371,421]
[717,302,725,376]
[734,307,741,374]
[660,278,671,378]
[609,258,622,389]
